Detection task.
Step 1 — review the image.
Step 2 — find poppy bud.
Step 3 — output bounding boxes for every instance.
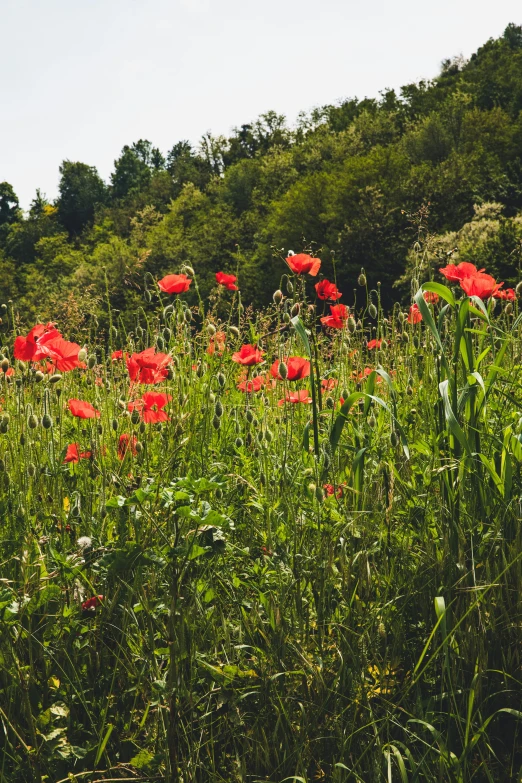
[278,361,288,380]
[307,482,316,497]
[413,336,420,349]
[209,392,216,404]
[315,486,324,503]
[341,389,349,400]
[358,272,367,287]
[184,309,193,323]
[42,414,53,429]
[136,325,144,338]
[28,463,36,477]
[402,332,410,343]
[156,336,165,351]
[139,422,146,434]
[87,355,96,369]
[215,399,224,418]
[390,430,399,447]
[326,396,334,409]
[1,358,9,372]
[112,418,118,431]
[163,327,171,341]
[20,432,26,445]
[368,414,376,429]
[217,372,226,388]
[134,441,143,454]
[144,289,152,303]
[265,429,273,443]
[286,281,294,295]
[347,317,356,333]
[182,265,195,276]
[78,348,87,362]
[246,409,254,423]
[0,459,5,472]
[291,303,300,317]
[505,303,513,315]
[207,323,216,336]
[49,374,62,384]
[28,414,38,429]
[259,471,266,486]
[283,312,291,324]
[516,281,522,295]
[229,326,240,338]
[131,410,141,425]
[273,289,283,305]
[100,504,108,518]
[235,437,243,448]
[212,415,221,430]
[368,304,377,319]
[406,385,413,396]
[0,421,8,434]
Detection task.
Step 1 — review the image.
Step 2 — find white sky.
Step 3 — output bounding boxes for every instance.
[2,0,520,209]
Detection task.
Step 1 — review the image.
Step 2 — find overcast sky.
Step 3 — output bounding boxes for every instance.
[2,0,520,209]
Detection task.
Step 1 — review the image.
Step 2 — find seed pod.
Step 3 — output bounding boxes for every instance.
[291,302,300,317]
[229,326,240,338]
[368,303,377,319]
[184,309,192,323]
[131,410,141,425]
[217,372,226,388]
[212,415,221,430]
[278,361,288,380]
[235,437,243,448]
[135,441,143,453]
[49,374,62,384]
[28,414,38,429]
[215,399,224,418]
[273,289,283,305]
[42,414,53,429]
[358,272,367,287]
[35,371,44,383]
[207,323,216,336]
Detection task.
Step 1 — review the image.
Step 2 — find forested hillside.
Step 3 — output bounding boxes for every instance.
[2,23,522,328]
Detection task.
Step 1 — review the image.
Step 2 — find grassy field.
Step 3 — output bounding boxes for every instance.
[1,256,521,782]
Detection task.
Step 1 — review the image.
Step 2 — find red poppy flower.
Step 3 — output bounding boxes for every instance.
[111,350,127,361]
[118,433,138,459]
[315,279,342,301]
[439,262,484,282]
[423,291,439,304]
[68,399,100,419]
[323,483,343,498]
[14,323,61,362]
[278,389,313,406]
[270,356,310,381]
[63,443,92,463]
[320,304,349,329]
[494,287,516,301]
[126,347,172,384]
[286,253,321,276]
[231,344,265,366]
[128,392,172,423]
[367,339,382,350]
[237,375,265,393]
[158,273,192,294]
[216,272,238,291]
[207,331,226,355]
[353,367,383,382]
[460,273,503,300]
[4,367,14,377]
[82,595,104,611]
[34,334,84,371]
[408,303,423,324]
[321,378,338,390]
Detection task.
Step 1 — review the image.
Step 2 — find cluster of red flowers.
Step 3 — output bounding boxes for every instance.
[439,262,515,301]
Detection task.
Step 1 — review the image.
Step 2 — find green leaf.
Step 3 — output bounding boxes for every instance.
[422,281,455,307]
[439,379,471,456]
[291,315,311,358]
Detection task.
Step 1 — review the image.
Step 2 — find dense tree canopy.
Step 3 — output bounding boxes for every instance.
[2,24,522,328]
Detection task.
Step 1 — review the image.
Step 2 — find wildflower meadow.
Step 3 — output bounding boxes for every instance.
[1,252,522,782]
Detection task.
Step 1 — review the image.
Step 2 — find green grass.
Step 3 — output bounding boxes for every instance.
[0,267,521,782]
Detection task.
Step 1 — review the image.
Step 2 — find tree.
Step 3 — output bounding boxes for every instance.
[0,182,20,227]
[111,140,165,200]
[57,162,107,235]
